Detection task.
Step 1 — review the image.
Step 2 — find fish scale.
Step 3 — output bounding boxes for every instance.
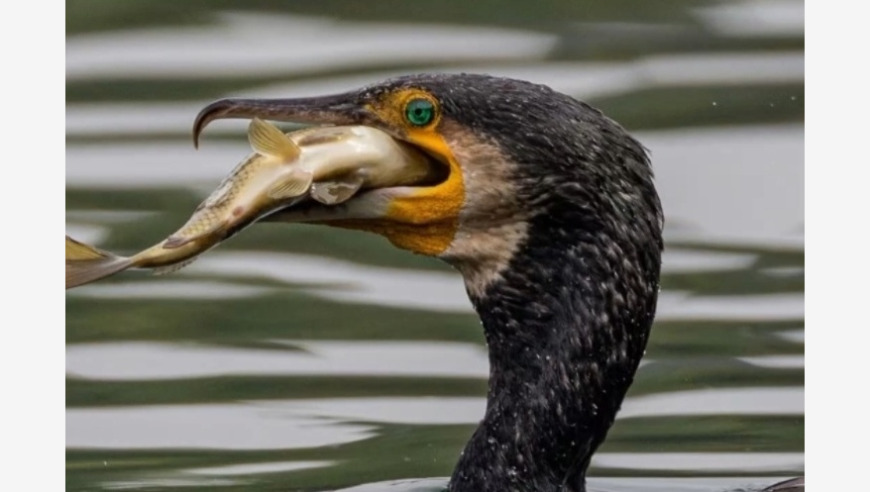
[166,169,250,246]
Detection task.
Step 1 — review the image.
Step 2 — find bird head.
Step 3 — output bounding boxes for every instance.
[194,73,662,297]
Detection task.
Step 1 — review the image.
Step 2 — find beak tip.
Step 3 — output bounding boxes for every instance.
[192,127,202,149]
[192,98,235,150]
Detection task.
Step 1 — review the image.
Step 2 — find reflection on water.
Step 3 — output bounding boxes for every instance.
[66,1,803,491]
[589,453,803,473]
[186,460,334,477]
[66,280,273,300]
[618,388,803,418]
[66,13,556,80]
[338,477,797,492]
[67,341,490,379]
[694,0,804,37]
[67,389,802,448]
[738,355,804,369]
[67,403,376,449]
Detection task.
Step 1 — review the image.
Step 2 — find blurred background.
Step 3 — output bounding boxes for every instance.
[65,1,804,491]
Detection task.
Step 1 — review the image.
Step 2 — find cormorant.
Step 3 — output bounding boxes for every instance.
[193,73,801,492]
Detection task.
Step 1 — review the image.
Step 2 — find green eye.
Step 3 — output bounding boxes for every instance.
[405,98,435,126]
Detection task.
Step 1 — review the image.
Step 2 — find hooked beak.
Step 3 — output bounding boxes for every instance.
[193,93,367,148]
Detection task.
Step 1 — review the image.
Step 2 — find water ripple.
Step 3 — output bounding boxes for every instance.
[66,13,556,80]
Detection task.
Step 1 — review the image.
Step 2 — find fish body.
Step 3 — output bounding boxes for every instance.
[66,119,434,289]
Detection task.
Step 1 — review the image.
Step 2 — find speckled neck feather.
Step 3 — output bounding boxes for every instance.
[412,75,665,492]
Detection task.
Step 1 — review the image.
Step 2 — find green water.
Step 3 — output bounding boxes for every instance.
[66,1,804,490]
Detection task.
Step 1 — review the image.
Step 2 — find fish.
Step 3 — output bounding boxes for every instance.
[66,119,437,289]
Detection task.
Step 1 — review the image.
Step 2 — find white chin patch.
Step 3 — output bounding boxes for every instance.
[437,120,529,299]
[442,221,529,299]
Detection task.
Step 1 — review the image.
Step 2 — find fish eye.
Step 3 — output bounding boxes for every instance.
[404,98,435,126]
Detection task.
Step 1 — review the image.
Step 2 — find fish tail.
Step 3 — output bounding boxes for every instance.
[65,236,133,289]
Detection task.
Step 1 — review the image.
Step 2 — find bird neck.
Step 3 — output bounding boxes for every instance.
[448,215,662,492]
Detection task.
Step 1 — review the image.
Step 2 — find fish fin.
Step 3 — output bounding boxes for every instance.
[310,174,364,205]
[268,170,313,199]
[248,118,301,160]
[66,236,133,289]
[152,256,198,276]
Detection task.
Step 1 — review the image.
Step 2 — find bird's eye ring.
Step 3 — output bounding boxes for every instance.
[405,98,435,126]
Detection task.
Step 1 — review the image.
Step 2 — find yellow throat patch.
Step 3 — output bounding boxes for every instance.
[331,88,466,256]
[379,129,464,255]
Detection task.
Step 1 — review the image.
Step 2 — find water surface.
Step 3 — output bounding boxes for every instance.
[66,1,804,490]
